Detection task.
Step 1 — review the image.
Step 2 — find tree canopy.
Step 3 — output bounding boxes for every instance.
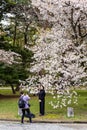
[0,0,36,93]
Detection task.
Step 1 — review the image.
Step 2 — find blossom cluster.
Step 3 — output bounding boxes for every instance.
[0,49,21,65]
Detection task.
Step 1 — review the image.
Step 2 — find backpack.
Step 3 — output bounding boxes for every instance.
[18,97,25,108]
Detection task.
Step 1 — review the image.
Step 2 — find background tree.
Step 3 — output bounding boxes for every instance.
[0,0,36,94]
[0,0,14,20]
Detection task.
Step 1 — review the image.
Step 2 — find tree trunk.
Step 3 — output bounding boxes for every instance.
[11,84,16,94]
[13,20,17,46]
[15,85,20,91]
[24,24,29,45]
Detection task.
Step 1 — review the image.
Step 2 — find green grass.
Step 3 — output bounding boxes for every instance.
[0,88,19,95]
[0,88,12,95]
[0,89,87,121]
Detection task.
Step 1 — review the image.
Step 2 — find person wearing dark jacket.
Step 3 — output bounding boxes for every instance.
[38,86,46,116]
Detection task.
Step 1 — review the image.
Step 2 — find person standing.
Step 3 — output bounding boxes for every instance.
[19,91,32,123]
[38,86,46,116]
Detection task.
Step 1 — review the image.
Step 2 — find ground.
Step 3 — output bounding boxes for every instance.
[0,121,87,130]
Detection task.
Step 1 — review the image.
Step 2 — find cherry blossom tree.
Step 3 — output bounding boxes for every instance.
[22,0,87,108]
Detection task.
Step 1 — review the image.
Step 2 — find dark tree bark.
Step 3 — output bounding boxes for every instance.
[11,84,16,94]
[13,20,17,46]
[24,24,29,45]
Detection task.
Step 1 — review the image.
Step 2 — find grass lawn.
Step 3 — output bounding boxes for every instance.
[0,88,87,121]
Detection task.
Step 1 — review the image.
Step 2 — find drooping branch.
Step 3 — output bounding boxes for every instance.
[63,2,87,45]
[78,23,87,38]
